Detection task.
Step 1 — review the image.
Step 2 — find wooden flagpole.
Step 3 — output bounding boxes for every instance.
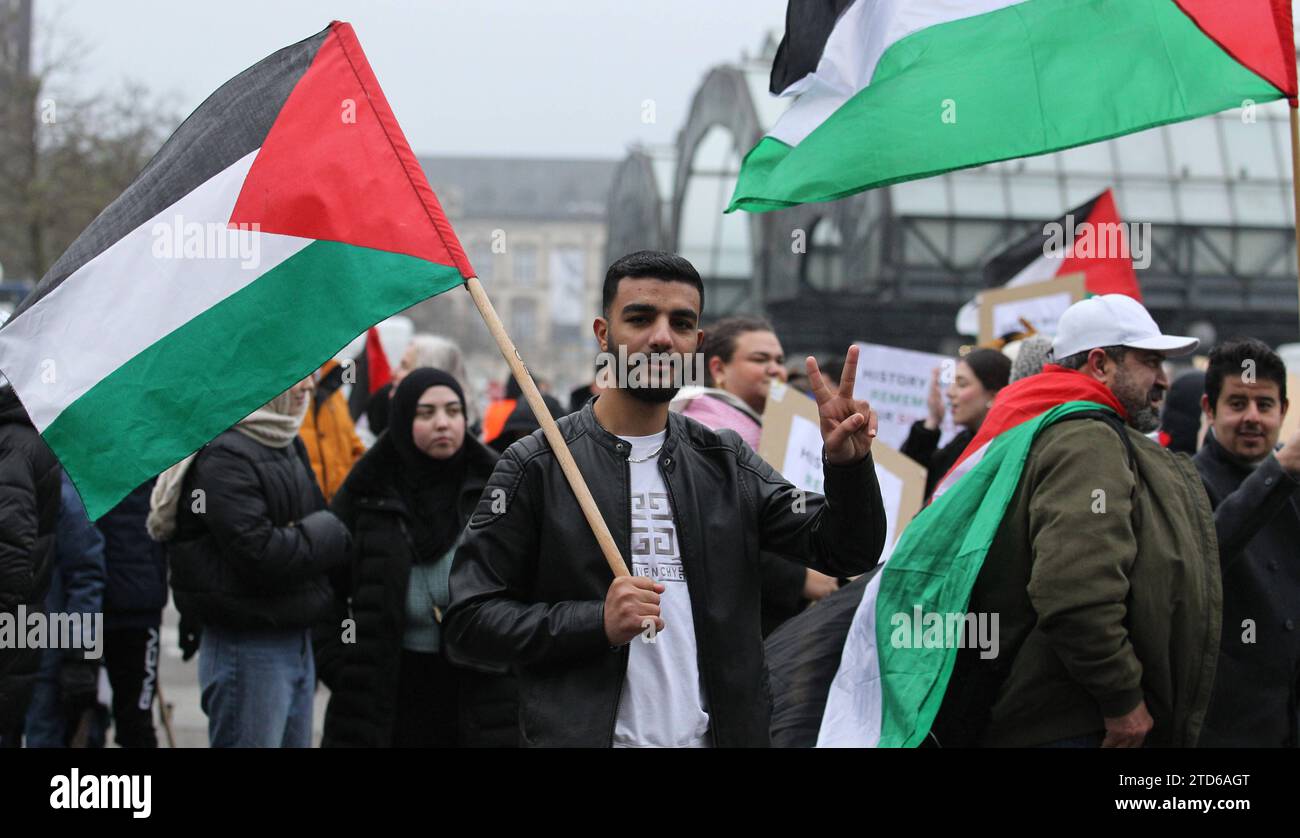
[463,275,629,577]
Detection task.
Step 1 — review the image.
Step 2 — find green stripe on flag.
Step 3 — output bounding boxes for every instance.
[47,240,463,519]
[730,0,1284,211]
[874,401,1114,747]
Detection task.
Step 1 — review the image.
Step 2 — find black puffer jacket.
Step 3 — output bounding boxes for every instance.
[0,386,63,726]
[315,433,504,747]
[899,420,974,502]
[167,429,349,631]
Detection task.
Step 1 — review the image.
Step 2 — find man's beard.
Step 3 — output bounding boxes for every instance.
[1112,365,1163,433]
[609,344,691,404]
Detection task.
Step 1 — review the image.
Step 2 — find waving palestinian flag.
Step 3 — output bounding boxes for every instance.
[0,21,473,518]
[954,189,1142,336]
[818,367,1125,747]
[730,0,1297,212]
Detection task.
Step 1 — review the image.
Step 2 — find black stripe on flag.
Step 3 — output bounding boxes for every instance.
[769,0,857,95]
[8,25,331,322]
[981,191,1104,287]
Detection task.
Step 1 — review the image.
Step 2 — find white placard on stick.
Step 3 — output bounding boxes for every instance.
[851,342,957,451]
[977,272,1086,344]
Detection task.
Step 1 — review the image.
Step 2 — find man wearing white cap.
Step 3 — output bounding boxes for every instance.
[1050,293,1200,432]
[930,295,1221,748]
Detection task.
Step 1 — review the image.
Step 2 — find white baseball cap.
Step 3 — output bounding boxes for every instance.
[1052,294,1198,360]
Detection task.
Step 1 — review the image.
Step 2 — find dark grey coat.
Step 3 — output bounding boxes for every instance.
[1195,433,1300,747]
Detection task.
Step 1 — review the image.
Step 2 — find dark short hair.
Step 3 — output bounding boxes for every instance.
[959,348,1011,393]
[1205,337,1287,407]
[1053,345,1127,372]
[602,250,705,315]
[701,316,777,385]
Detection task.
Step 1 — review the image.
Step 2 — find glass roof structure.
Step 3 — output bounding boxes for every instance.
[609,36,1300,350]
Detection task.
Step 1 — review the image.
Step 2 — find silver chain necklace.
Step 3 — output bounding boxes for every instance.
[626,444,665,464]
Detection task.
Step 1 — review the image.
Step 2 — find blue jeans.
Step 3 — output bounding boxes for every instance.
[198,625,314,748]
[24,646,107,748]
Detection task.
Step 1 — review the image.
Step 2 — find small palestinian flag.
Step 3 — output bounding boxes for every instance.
[363,327,394,396]
[730,0,1296,212]
[0,22,473,518]
[954,189,1141,335]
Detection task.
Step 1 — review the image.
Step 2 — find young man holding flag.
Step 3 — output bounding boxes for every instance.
[445,250,887,747]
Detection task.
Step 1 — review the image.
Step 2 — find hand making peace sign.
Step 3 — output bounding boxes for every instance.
[806,344,878,466]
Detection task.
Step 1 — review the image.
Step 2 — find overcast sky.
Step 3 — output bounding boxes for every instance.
[38,0,787,159]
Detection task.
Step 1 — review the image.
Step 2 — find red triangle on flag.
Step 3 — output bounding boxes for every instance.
[229,21,474,276]
[1058,189,1143,301]
[1174,0,1297,102]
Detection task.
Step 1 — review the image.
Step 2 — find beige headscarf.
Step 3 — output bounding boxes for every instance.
[146,386,310,541]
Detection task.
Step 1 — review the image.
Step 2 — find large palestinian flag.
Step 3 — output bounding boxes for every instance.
[953,189,1142,335]
[818,367,1127,747]
[729,0,1297,212]
[0,22,473,518]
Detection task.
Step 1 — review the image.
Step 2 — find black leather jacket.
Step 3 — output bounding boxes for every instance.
[445,402,886,747]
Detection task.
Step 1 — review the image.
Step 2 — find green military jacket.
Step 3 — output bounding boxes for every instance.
[971,417,1221,747]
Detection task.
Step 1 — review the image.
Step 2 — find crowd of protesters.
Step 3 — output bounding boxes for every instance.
[1,249,1299,747]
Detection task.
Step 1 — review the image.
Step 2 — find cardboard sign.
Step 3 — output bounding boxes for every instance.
[977,273,1086,344]
[851,342,957,451]
[1281,374,1300,442]
[759,381,927,553]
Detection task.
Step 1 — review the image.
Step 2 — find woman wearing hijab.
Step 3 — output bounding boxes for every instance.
[148,378,350,748]
[901,348,1012,502]
[315,368,500,747]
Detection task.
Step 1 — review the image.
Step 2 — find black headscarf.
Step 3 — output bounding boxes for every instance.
[388,368,469,563]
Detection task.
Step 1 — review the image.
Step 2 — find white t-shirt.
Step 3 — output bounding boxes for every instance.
[611,430,711,747]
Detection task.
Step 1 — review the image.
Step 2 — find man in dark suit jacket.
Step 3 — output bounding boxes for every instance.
[1195,338,1300,747]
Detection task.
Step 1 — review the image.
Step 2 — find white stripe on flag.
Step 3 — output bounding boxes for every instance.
[931,437,990,501]
[817,562,888,747]
[0,150,312,431]
[769,0,1030,147]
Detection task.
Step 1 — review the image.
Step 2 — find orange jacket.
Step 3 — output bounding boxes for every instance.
[482,398,517,444]
[300,361,366,502]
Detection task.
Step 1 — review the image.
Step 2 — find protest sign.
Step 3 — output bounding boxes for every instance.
[977,272,1086,344]
[759,381,926,553]
[851,342,957,451]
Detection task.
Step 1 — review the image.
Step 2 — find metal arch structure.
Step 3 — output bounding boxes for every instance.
[612,49,1300,355]
[669,65,767,318]
[604,149,667,269]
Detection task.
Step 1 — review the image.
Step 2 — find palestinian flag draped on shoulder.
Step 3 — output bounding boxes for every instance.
[730,0,1297,212]
[817,366,1127,747]
[0,22,473,519]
